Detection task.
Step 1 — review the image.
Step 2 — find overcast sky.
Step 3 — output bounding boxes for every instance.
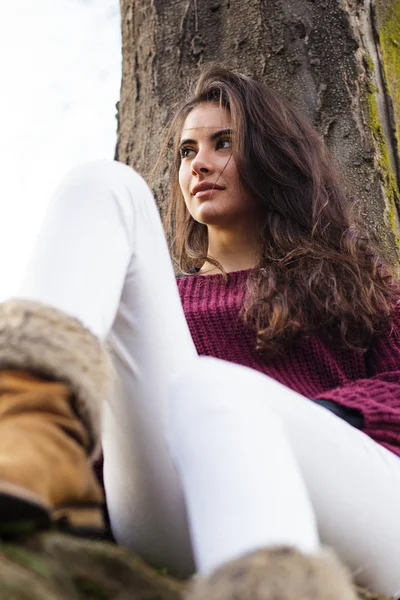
[0,0,121,300]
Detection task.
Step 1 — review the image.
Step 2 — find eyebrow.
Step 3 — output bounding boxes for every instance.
[179,128,232,148]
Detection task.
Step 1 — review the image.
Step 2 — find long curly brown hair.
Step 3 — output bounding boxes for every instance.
[164,64,400,359]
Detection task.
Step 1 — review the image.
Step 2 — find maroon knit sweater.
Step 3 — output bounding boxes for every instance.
[176,268,400,457]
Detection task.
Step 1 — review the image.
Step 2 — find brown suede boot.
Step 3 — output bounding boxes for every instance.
[186,546,358,600]
[0,299,112,536]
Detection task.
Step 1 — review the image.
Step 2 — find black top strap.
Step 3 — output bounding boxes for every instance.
[176,267,200,278]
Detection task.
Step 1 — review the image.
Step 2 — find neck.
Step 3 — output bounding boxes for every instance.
[199,224,262,275]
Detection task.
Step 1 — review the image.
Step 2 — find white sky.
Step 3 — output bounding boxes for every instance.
[0,0,121,300]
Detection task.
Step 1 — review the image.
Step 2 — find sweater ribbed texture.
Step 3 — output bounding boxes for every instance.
[177,269,400,457]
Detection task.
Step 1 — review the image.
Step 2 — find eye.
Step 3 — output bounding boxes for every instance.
[179,146,196,159]
[216,137,232,150]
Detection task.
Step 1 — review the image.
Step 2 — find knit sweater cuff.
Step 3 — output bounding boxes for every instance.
[314,379,400,452]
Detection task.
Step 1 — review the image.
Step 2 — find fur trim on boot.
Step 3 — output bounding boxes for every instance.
[186,546,357,600]
[0,299,113,458]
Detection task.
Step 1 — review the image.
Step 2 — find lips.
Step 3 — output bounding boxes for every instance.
[191,181,225,196]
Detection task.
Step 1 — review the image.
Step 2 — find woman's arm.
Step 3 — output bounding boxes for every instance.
[312,302,400,454]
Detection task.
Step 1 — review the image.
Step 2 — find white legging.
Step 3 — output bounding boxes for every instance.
[18,159,400,597]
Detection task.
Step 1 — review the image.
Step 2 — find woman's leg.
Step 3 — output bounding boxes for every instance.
[18,160,197,575]
[167,356,400,597]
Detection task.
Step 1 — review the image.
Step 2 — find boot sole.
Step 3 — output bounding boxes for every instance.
[0,482,50,535]
[0,482,105,538]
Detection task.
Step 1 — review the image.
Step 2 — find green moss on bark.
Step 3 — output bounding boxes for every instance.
[363,77,400,247]
[375,0,400,147]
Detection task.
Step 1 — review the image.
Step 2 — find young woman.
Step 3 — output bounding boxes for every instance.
[1,65,400,599]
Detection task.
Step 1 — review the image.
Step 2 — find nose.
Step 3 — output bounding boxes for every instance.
[191,148,215,176]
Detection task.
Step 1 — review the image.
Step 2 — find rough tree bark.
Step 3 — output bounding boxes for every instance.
[116,0,400,263]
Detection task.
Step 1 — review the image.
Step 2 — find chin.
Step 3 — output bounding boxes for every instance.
[194,207,230,226]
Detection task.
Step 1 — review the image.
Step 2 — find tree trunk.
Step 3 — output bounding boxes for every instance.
[116,0,400,263]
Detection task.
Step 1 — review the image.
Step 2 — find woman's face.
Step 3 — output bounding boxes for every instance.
[178,103,254,228]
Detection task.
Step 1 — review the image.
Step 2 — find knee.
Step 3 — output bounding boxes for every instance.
[166,356,278,445]
[167,357,236,424]
[58,160,154,243]
[62,159,148,197]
